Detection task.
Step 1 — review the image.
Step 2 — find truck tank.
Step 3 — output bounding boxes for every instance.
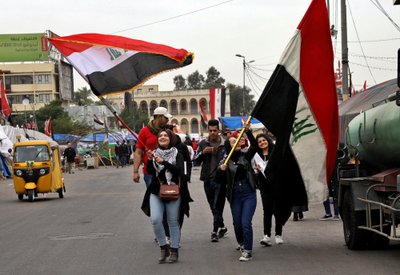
[346,99,400,169]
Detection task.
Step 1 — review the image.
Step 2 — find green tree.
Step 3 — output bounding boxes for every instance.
[73,87,95,106]
[226,83,256,116]
[203,66,225,89]
[35,100,92,135]
[173,75,186,91]
[187,71,204,90]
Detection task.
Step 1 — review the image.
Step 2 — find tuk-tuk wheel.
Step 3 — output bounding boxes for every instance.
[27,190,35,202]
[58,188,64,199]
[18,194,23,201]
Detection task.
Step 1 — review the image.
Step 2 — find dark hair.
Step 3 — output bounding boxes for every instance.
[255,133,275,153]
[162,124,174,131]
[157,129,176,149]
[208,119,220,129]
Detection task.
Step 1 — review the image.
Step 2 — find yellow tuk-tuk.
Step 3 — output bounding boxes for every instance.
[13,140,65,202]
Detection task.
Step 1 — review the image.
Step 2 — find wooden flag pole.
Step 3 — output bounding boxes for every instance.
[99,97,147,150]
[223,116,252,165]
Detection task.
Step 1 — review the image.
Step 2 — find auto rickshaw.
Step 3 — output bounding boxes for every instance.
[12,140,65,202]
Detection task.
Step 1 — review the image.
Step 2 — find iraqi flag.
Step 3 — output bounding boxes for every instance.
[0,80,11,116]
[48,33,193,96]
[251,0,338,224]
[209,88,227,119]
[93,114,104,126]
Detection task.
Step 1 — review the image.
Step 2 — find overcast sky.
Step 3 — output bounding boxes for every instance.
[3,0,400,99]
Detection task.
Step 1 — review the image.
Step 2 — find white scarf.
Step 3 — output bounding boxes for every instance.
[153,147,178,185]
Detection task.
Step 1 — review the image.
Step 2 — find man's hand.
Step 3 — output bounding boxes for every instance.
[220,164,227,171]
[203,146,215,154]
[133,171,140,182]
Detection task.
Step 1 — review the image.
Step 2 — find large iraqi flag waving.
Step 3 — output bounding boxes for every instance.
[251,0,338,224]
[48,33,193,96]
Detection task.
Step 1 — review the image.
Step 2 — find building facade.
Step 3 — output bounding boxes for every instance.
[107,85,231,135]
[0,62,72,114]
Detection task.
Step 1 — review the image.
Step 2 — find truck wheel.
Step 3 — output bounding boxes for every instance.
[57,187,64,199]
[27,190,35,202]
[18,194,23,201]
[342,189,369,249]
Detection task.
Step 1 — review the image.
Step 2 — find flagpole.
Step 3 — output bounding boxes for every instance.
[99,97,146,149]
[223,116,252,166]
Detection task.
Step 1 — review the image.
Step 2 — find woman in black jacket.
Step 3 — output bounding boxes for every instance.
[145,129,183,264]
[218,130,258,262]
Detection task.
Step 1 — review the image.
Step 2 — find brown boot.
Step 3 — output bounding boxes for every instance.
[158,245,170,264]
[167,248,178,263]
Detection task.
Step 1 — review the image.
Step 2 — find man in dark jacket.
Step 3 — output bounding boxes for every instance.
[63,142,76,174]
[195,119,227,242]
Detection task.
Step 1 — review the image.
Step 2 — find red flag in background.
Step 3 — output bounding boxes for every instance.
[363,80,367,91]
[0,80,11,116]
[44,117,53,137]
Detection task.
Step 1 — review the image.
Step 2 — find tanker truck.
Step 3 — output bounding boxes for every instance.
[337,77,400,250]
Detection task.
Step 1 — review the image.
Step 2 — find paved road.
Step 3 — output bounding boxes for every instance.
[1,165,400,275]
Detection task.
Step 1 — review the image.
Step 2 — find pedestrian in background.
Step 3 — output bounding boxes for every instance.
[63,142,76,174]
[196,119,227,242]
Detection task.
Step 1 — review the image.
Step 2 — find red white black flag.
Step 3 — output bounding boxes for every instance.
[251,0,338,223]
[48,33,193,96]
[0,80,11,117]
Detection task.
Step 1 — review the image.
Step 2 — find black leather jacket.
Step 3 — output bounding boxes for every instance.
[196,137,226,181]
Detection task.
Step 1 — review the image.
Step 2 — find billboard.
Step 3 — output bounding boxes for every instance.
[0,33,49,62]
[58,61,73,100]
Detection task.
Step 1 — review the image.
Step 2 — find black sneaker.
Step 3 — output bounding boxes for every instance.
[211,232,219,242]
[218,227,228,238]
[319,214,333,221]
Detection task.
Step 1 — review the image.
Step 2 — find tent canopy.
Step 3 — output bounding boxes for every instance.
[218,116,264,131]
[80,131,136,143]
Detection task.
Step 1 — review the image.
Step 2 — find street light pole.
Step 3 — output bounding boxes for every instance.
[236,54,246,114]
[235,54,255,115]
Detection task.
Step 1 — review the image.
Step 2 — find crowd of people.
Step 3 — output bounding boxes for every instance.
[132,106,339,264]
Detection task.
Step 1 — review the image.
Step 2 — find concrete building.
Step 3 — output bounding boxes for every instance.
[0,61,73,114]
[106,85,231,135]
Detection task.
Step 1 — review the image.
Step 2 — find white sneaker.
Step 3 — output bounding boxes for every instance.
[275,235,284,244]
[236,244,244,252]
[260,235,272,246]
[239,251,252,262]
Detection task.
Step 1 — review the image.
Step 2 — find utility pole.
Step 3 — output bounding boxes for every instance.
[235,54,255,115]
[341,0,349,99]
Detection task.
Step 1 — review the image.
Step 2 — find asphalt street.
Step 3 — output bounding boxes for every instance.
[1,165,400,275]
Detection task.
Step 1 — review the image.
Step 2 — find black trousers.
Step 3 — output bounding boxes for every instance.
[204,179,226,232]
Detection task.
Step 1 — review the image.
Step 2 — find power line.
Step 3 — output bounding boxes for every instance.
[369,0,400,32]
[347,0,376,84]
[349,61,396,71]
[111,0,233,34]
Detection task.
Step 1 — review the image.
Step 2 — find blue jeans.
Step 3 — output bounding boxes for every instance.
[204,179,226,232]
[150,193,181,249]
[323,198,339,216]
[144,174,153,189]
[230,179,257,252]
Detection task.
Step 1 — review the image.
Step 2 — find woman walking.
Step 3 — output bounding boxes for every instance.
[145,129,183,264]
[218,130,258,262]
[247,132,284,246]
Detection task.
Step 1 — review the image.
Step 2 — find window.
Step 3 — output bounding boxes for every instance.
[35,74,51,84]
[9,75,33,84]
